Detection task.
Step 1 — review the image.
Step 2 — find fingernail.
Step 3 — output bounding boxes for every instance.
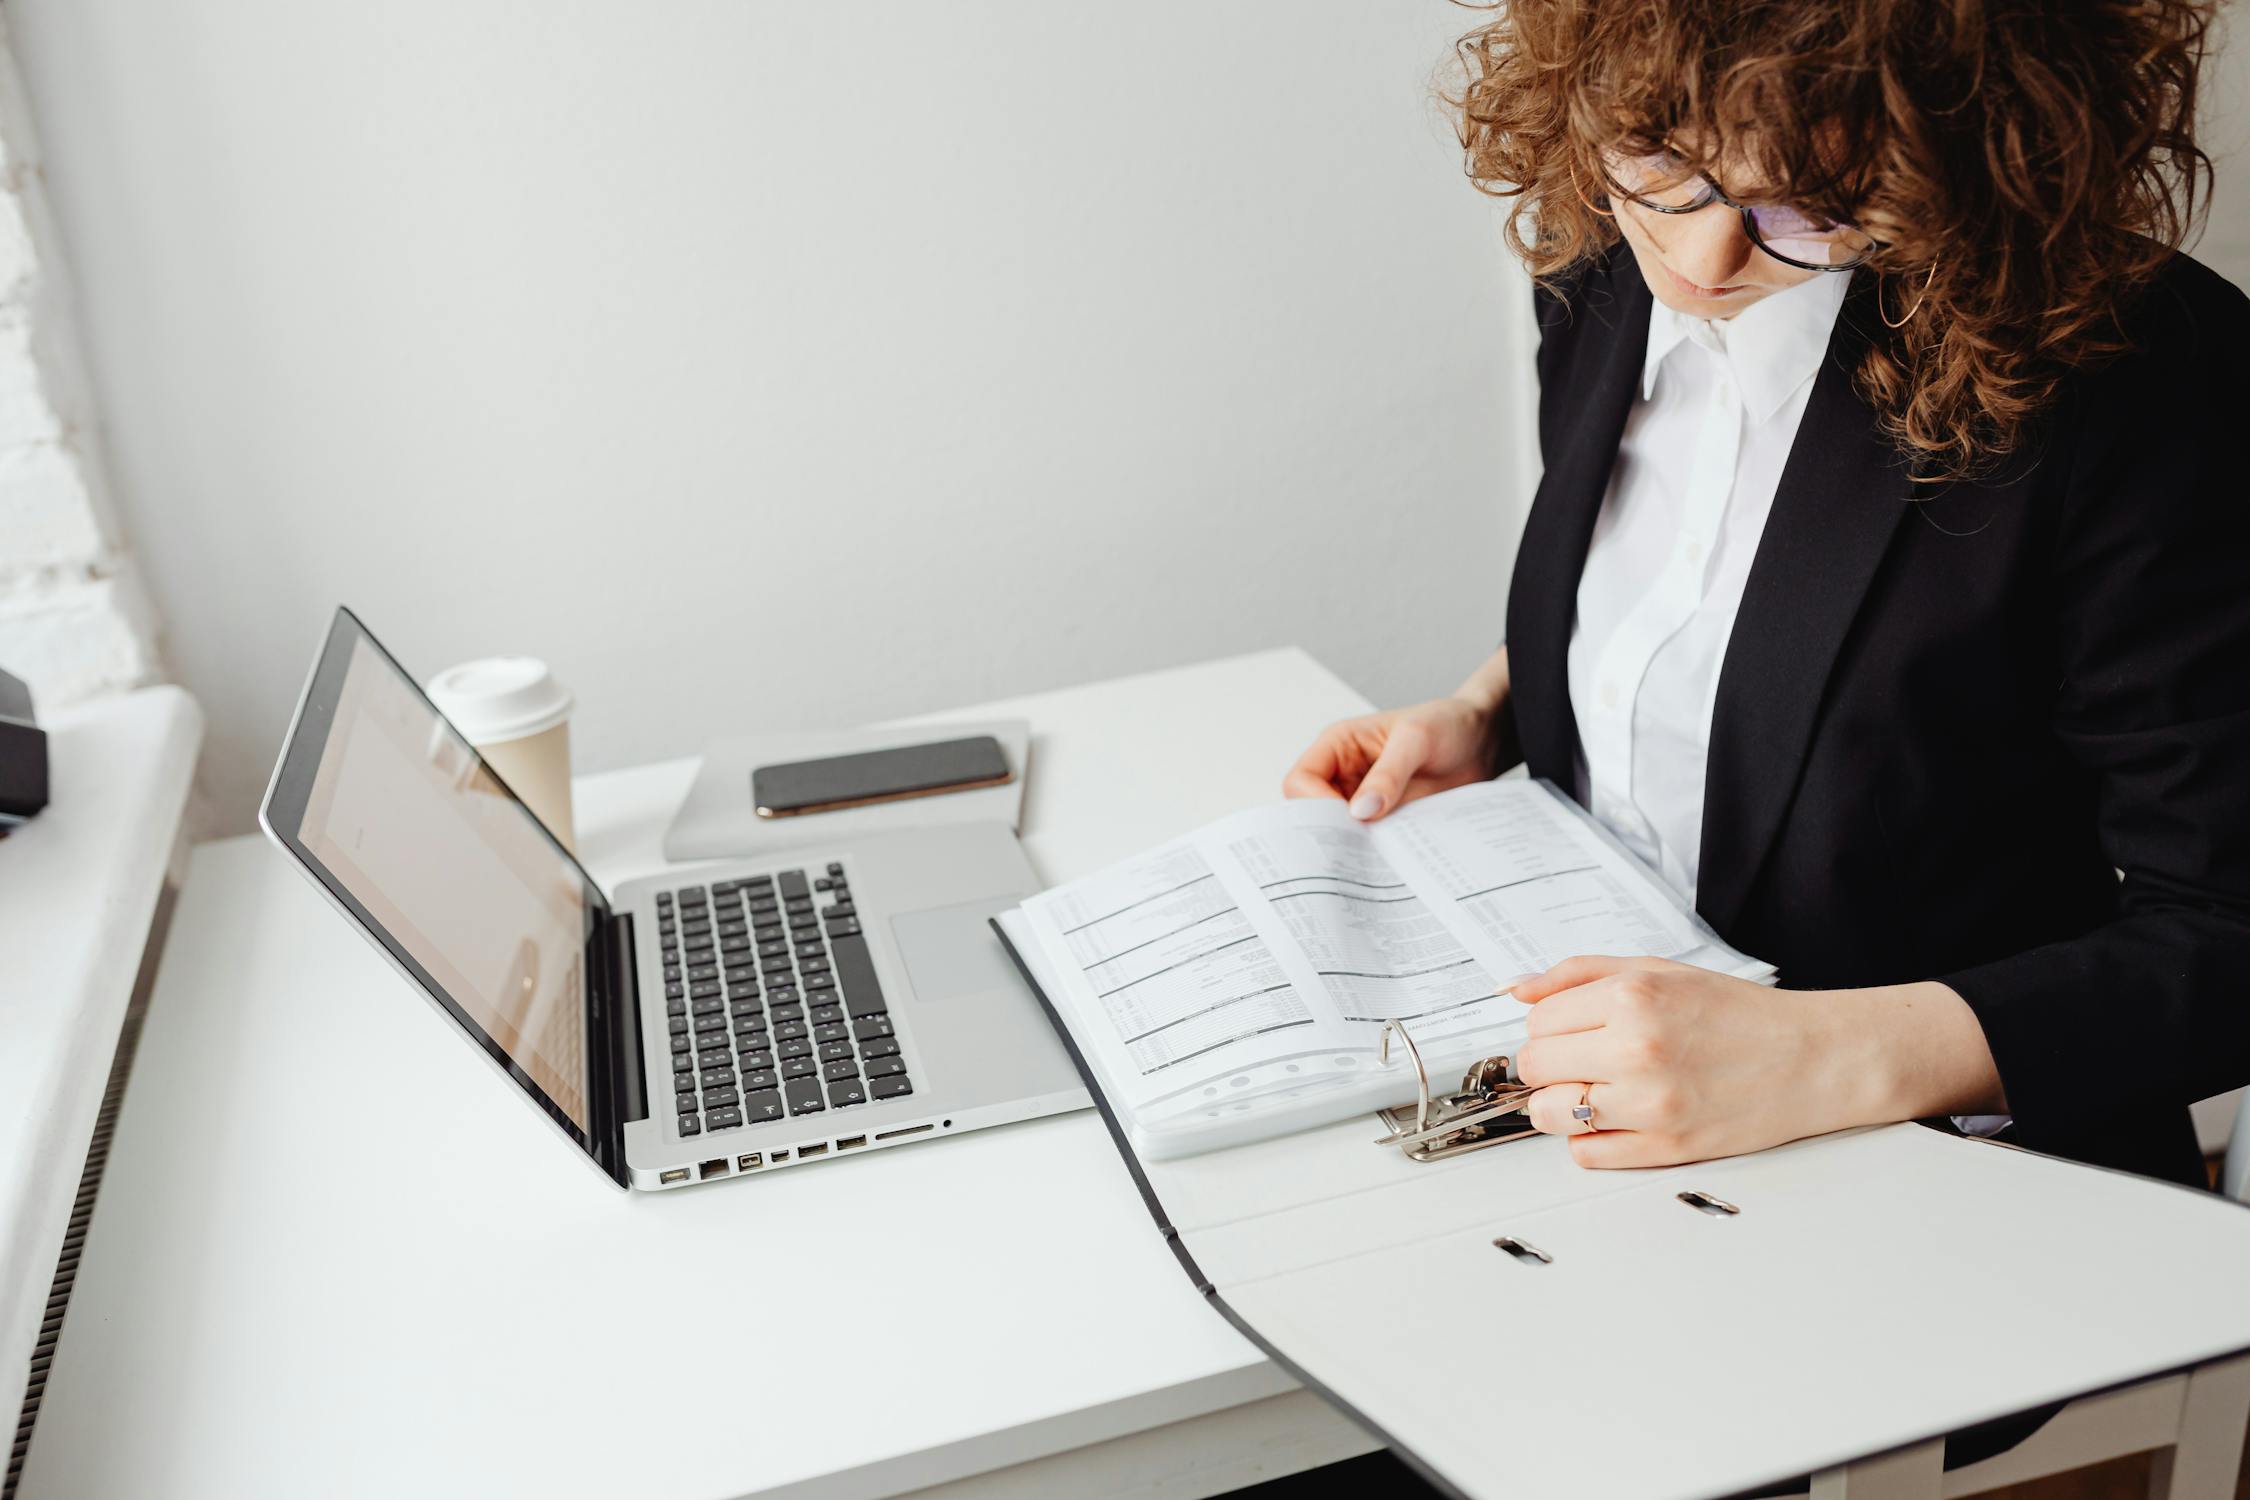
[1349,791,1383,819]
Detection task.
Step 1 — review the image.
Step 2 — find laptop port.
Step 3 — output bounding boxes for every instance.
[875,1124,934,1141]
[836,1135,867,1151]
[770,1150,789,1162]
[737,1153,763,1171]
[660,1168,690,1185]
[798,1142,830,1158]
[698,1158,729,1180]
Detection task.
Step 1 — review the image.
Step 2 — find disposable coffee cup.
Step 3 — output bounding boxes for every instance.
[427,656,578,852]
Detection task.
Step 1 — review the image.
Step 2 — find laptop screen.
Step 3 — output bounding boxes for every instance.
[262,609,603,1147]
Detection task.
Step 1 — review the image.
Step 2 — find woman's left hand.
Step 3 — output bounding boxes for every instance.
[1511,955,1876,1168]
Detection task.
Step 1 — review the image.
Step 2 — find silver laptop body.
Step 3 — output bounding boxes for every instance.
[260,607,1086,1192]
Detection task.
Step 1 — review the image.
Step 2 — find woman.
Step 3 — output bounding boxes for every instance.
[1287,0,2249,1187]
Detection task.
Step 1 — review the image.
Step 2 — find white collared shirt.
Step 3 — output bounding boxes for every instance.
[1566,270,1852,903]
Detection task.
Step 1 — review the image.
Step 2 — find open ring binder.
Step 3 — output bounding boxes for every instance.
[1370,1019,1542,1162]
[991,905,2250,1500]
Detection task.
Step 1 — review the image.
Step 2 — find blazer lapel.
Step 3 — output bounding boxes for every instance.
[1694,278,1912,936]
[1507,264,1651,788]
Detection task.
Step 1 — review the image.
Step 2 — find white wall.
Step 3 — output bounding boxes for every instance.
[0,14,162,713]
[6,1,1534,832]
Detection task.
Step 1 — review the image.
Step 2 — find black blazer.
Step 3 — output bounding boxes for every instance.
[1504,248,2250,1187]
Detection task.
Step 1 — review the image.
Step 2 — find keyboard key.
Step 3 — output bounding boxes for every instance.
[827,1078,868,1107]
[678,886,708,905]
[673,1070,696,1093]
[689,980,722,999]
[675,1091,698,1114]
[704,1086,741,1109]
[738,1048,776,1072]
[860,1037,900,1060]
[729,998,765,1019]
[827,902,855,920]
[852,1016,895,1043]
[778,870,811,900]
[822,917,860,939]
[826,862,844,877]
[869,1074,914,1100]
[678,1114,701,1136]
[741,1069,777,1092]
[814,1022,849,1045]
[781,1057,818,1080]
[794,940,826,958]
[811,1003,844,1025]
[743,1090,785,1123]
[706,1107,744,1131]
[734,1014,767,1036]
[699,1072,735,1094]
[656,892,673,907]
[817,1041,854,1063]
[687,965,719,983]
[822,1060,860,1082]
[784,896,814,915]
[664,982,684,1000]
[691,997,724,1016]
[785,1078,825,1115]
[694,1013,728,1034]
[831,935,888,1018]
[778,1039,814,1060]
[666,999,686,1018]
[865,1056,907,1078]
[805,974,837,992]
[670,1033,692,1054]
[768,1003,805,1023]
[799,957,831,976]
[814,877,832,891]
[668,1016,689,1036]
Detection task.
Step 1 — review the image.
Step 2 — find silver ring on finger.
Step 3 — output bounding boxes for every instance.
[1571,1082,1599,1134]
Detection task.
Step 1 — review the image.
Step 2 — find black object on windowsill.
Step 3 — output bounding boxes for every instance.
[0,664,48,835]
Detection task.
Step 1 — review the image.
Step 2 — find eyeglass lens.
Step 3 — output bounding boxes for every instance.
[1609,153,1873,269]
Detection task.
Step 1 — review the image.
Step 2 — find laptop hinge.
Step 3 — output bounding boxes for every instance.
[606,911,647,1130]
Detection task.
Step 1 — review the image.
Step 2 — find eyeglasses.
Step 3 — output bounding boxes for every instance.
[1602,151,1875,272]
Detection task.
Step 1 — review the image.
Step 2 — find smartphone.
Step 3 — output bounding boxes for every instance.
[751,735,1013,818]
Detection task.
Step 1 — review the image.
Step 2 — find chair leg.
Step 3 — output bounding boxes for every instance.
[1811,1439,1943,1500]
[2147,1355,2250,1500]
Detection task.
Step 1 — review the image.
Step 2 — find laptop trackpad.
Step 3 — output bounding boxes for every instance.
[889,896,1022,1002]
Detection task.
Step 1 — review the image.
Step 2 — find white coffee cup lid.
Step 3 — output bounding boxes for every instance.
[426,657,574,744]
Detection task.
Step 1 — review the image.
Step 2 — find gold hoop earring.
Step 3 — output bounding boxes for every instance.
[1567,162,1615,220]
[1881,259,1938,329]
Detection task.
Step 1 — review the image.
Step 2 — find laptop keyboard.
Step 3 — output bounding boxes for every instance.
[656,861,914,1139]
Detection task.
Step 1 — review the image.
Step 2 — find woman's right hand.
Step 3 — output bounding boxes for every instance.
[1282,692,1506,822]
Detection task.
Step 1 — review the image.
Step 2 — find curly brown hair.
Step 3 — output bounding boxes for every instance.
[1450,0,2214,482]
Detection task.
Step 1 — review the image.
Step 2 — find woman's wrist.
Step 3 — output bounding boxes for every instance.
[1451,646,1511,718]
[1813,981,2008,1126]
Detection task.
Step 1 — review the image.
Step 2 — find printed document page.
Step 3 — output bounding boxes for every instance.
[1017,778,1770,1142]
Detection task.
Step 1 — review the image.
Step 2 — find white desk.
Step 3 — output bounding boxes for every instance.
[18,649,1383,1500]
[0,686,201,1435]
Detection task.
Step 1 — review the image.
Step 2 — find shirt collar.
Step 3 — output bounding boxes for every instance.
[1639,268,1853,424]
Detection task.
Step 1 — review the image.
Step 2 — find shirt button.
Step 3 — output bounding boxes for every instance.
[1600,681,1621,710]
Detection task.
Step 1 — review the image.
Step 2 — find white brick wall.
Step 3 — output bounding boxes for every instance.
[0,12,159,713]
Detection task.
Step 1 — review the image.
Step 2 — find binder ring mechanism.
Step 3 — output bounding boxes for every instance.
[1372,1020,1542,1162]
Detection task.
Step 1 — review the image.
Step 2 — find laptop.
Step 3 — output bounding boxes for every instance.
[260,607,1087,1190]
